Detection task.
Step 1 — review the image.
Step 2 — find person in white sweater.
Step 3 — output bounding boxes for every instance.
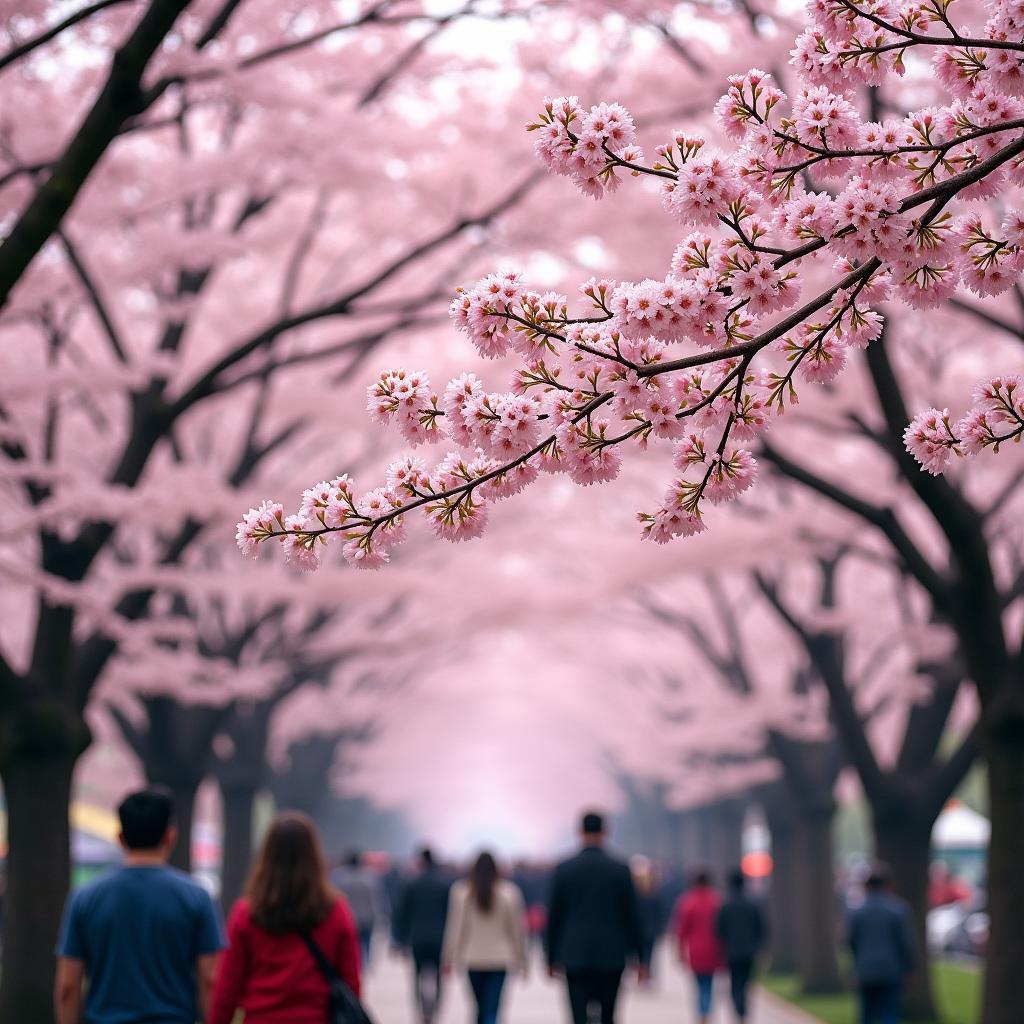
[442,852,528,1024]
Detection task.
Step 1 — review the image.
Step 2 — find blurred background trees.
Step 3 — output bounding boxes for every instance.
[1,2,1019,1022]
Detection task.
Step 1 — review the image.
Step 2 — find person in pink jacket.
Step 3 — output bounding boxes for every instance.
[674,870,726,1024]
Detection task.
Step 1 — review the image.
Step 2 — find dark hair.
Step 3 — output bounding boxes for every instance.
[118,787,175,850]
[692,867,714,887]
[866,863,892,892]
[419,846,435,867]
[470,852,499,912]
[346,850,362,869]
[246,813,336,934]
[581,810,605,836]
[728,868,745,892]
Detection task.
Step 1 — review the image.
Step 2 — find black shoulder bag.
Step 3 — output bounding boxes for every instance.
[300,930,376,1024]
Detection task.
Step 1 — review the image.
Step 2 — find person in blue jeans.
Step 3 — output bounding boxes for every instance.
[695,974,715,1019]
[54,787,226,1024]
[468,968,507,1024]
[443,852,528,1024]
[847,864,916,1024]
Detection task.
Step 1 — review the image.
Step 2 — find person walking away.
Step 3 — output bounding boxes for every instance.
[333,851,384,967]
[394,847,452,1024]
[546,810,648,1024]
[716,868,765,1023]
[674,869,725,1024]
[847,864,916,1024]
[631,856,667,987]
[207,813,362,1024]
[442,851,528,1024]
[54,788,226,1024]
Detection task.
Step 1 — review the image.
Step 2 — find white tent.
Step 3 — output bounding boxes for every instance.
[932,802,990,850]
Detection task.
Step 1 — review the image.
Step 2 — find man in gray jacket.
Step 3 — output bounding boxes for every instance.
[847,864,916,1024]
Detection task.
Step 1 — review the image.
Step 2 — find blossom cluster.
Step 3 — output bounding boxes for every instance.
[904,375,1024,474]
[238,0,1024,570]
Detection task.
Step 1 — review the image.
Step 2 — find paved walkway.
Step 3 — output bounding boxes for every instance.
[362,943,814,1024]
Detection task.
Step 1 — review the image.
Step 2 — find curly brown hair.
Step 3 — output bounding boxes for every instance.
[246,812,337,934]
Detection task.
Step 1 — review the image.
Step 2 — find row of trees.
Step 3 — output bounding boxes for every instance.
[5,4,1023,1024]
[555,268,1019,1018]
[230,2,1021,1018]
[2,2,767,1017]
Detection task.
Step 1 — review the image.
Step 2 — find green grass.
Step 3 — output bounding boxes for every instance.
[933,962,982,1024]
[761,962,981,1024]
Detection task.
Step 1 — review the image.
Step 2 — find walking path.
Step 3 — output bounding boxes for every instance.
[362,943,817,1024]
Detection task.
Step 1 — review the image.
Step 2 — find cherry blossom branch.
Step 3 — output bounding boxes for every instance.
[833,0,1024,52]
[193,0,246,48]
[235,1,513,72]
[0,0,136,73]
[239,10,1024,571]
[0,0,193,311]
[357,5,477,107]
[281,389,616,542]
[772,118,1024,177]
[170,173,540,417]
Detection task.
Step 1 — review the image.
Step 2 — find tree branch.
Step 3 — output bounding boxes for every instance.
[57,228,127,362]
[169,172,540,418]
[647,17,709,73]
[193,0,246,48]
[107,702,145,757]
[0,0,193,310]
[761,441,950,608]
[279,188,330,315]
[0,0,135,73]
[862,330,1012,690]
[896,659,961,775]
[358,18,451,107]
[948,297,1024,342]
[754,571,888,802]
[237,0,392,69]
[927,718,981,820]
[638,593,733,682]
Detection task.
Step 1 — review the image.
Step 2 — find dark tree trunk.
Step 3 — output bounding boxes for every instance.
[163,779,199,873]
[667,811,687,866]
[269,734,340,822]
[677,809,704,868]
[874,811,937,1021]
[708,799,746,875]
[0,749,79,1024]
[765,812,800,974]
[793,811,843,994]
[692,805,715,865]
[220,783,257,914]
[761,736,843,989]
[981,723,1024,1024]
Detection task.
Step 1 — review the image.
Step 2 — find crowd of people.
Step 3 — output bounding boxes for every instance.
[52,788,919,1024]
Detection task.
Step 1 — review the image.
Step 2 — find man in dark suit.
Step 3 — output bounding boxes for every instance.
[546,811,648,1024]
[393,847,451,1024]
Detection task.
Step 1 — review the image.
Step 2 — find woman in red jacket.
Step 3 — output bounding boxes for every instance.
[674,869,725,1024]
[208,812,362,1024]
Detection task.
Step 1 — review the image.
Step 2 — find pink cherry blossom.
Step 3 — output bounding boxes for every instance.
[904,409,962,475]
[240,0,1024,565]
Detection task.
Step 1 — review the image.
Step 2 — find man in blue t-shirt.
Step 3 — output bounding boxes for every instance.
[55,787,226,1024]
